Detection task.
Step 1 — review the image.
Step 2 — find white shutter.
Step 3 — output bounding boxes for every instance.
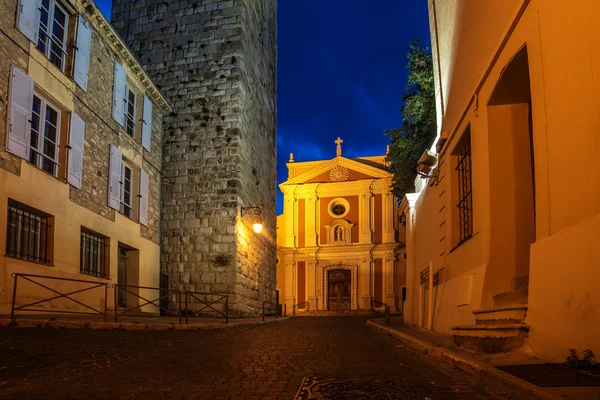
[7,66,34,159]
[67,113,85,189]
[139,169,149,226]
[112,62,126,126]
[74,16,92,92]
[108,145,122,210]
[141,95,152,151]
[16,0,39,43]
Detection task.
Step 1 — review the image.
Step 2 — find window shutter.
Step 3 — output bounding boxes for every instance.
[112,62,126,126]
[16,0,39,43]
[67,112,85,189]
[74,16,92,92]
[7,66,34,159]
[141,95,152,151]
[108,145,122,210]
[139,169,149,226]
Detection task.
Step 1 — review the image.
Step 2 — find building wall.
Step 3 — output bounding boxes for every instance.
[0,0,167,313]
[406,0,600,358]
[111,0,277,316]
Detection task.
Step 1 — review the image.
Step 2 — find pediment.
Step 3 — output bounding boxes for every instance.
[282,157,390,186]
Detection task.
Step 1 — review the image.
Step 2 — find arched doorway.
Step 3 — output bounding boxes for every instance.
[328,269,351,311]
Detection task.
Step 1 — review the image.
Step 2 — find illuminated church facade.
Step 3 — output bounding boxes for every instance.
[276,139,404,313]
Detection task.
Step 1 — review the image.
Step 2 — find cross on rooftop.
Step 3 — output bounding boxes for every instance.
[335,137,343,157]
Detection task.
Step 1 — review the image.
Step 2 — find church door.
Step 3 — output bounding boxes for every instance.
[328,269,351,311]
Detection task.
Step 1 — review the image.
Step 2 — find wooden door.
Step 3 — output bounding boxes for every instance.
[328,269,351,311]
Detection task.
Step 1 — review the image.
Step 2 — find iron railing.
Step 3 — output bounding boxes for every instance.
[184,292,229,324]
[10,273,110,321]
[113,284,181,323]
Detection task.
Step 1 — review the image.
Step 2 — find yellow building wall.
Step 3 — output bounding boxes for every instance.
[411,0,600,356]
[0,163,160,315]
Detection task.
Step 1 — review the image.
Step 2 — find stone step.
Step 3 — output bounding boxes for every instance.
[473,304,528,323]
[513,275,529,291]
[492,288,528,308]
[451,324,529,353]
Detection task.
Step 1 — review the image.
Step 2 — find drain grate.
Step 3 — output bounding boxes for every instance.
[293,377,416,399]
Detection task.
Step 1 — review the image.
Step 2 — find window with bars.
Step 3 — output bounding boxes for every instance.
[29,94,61,177]
[37,0,69,71]
[454,127,473,245]
[80,229,109,278]
[6,200,53,264]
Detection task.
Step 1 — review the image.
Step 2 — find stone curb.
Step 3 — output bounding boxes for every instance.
[367,320,560,400]
[0,317,291,331]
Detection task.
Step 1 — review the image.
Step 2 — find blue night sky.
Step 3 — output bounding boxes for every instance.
[95,1,431,215]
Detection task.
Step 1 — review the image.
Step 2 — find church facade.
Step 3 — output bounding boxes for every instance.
[276,139,404,313]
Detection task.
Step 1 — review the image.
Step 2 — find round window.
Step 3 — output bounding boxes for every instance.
[328,198,350,219]
[331,204,346,216]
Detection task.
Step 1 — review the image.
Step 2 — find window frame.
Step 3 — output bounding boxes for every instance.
[37,0,69,71]
[6,200,53,265]
[124,85,137,138]
[453,127,473,247]
[79,228,109,279]
[29,93,61,177]
[327,198,350,219]
[120,163,134,219]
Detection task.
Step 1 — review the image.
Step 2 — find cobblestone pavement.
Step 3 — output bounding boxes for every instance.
[0,316,515,399]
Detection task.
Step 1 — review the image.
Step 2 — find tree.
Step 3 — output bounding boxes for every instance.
[385,39,437,198]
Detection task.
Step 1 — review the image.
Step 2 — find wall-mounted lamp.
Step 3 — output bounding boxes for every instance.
[241,206,263,233]
[416,149,439,180]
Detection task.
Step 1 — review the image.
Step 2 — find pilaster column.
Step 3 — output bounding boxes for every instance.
[384,254,396,311]
[360,257,371,309]
[284,261,295,312]
[360,190,372,244]
[307,261,317,310]
[283,194,295,248]
[383,192,396,243]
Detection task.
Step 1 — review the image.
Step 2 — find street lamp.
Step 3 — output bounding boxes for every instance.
[241,206,263,233]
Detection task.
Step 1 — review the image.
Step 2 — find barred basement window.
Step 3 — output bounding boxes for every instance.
[80,229,109,278]
[454,127,473,244]
[6,200,53,264]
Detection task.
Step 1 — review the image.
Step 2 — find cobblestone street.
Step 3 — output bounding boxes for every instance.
[0,316,515,399]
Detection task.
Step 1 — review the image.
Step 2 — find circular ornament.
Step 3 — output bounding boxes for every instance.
[329,166,349,182]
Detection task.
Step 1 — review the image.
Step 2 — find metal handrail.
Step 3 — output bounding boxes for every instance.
[113,284,181,323]
[10,273,110,321]
[184,291,229,324]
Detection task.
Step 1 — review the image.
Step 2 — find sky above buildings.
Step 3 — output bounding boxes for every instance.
[96,0,431,214]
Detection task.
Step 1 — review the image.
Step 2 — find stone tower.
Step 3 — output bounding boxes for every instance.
[111,0,277,316]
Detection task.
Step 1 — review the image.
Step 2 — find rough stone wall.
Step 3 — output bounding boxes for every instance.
[0,0,164,244]
[0,0,30,176]
[111,0,277,316]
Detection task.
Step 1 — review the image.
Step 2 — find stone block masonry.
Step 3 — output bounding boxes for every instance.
[111,0,277,316]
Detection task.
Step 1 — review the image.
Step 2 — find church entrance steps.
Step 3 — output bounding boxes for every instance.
[451,324,530,353]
